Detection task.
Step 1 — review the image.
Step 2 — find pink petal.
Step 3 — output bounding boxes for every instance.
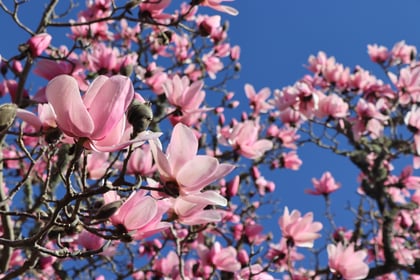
[166,123,198,175]
[46,75,94,138]
[16,109,43,131]
[176,155,219,192]
[182,191,227,206]
[86,75,134,140]
[124,196,158,231]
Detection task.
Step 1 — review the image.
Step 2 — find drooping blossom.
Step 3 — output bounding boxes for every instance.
[150,122,234,196]
[327,242,369,280]
[27,33,52,57]
[278,207,323,248]
[305,171,341,195]
[103,190,170,240]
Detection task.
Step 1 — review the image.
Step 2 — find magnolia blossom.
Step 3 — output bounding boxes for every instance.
[27,33,52,57]
[222,119,273,159]
[404,106,420,154]
[317,93,349,119]
[305,171,341,195]
[391,40,416,65]
[197,241,241,275]
[46,74,159,151]
[327,242,369,280]
[367,44,389,63]
[244,83,273,116]
[279,207,323,248]
[150,123,234,196]
[103,190,170,240]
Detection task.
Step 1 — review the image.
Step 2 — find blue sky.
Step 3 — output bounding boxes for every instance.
[226,0,420,247]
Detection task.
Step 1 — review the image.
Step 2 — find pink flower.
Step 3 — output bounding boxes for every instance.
[391,40,416,65]
[280,151,302,170]
[27,33,52,57]
[125,144,156,177]
[103,190,170,240]
[197,242,241,274]
[317,93,349,119]
[404,107,420,154]
[150,123,235,196]
[367,44,389,63]
[244,83,273,116]
[46,74,158,151]
[327,242,369,280]
[389,66,420,105]
[223,119,273,159]
[169,191,228,225]
[278,207,323,248]
[46,74,131,139]
[202,53,223,79]
[305,171,341,195]
[163,74,205,113]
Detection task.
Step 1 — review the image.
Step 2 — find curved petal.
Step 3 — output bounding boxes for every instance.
[176,155,219,192]
[167,123,198,175]
[87,75,134,140]
[182,191,227,206]
[149,137,173,180]
[46,75,94,138]
[124,196,158,231]
[16,109,43,131]
[179,209,222,225]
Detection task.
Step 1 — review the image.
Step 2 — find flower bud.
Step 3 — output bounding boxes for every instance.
[127,99,153,137]
[0,103,17,134]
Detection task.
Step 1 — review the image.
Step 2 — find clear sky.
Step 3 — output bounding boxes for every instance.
[224,0,420,241]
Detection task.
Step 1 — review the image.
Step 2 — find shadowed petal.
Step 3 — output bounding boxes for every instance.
[46,75,94,138]
[167,123,198,175]
[87,75,134,140]
[176,155,219,193]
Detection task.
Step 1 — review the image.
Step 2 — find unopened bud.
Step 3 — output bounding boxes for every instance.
[127,99,153,137]
[0,103,17,134]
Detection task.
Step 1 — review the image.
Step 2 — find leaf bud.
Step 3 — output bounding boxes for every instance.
[127,99,153,137]
[0,103,17,134]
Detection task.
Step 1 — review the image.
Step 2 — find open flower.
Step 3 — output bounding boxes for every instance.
[305,171,341,195]
[327,242,369,280]
[103,190,170,240]
[46,74,158,151]
[279,207,323,248]
[150,123,235,196]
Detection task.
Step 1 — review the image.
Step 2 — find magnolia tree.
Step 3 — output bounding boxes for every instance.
[0,0,420,279]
